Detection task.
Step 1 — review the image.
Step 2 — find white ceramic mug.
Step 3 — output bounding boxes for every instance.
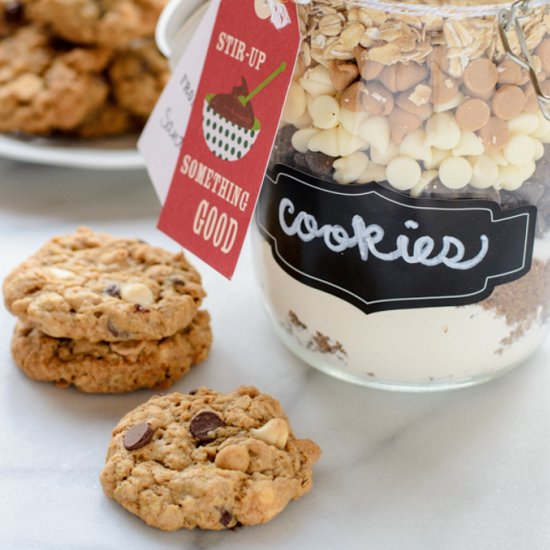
[156,0,210,67]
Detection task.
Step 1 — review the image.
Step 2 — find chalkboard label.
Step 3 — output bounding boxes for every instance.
[256,165,537,314]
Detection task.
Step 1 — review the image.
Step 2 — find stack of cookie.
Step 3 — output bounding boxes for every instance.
[2,228,212,393]
[0,0,169,138]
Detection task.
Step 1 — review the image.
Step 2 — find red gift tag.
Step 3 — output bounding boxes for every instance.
[158,0,300,279]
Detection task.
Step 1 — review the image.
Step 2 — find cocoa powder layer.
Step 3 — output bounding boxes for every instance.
[480,259,550,349]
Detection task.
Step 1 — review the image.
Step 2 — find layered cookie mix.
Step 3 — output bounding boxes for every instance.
[0,0,169,138]
[3,228,211,392]
[100,386,321,530]
[254,0,550,387]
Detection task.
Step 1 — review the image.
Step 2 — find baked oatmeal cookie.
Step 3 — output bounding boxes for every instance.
[3,227,205,342]
[0,26,111,134]
[100,386,321,530]
[109,39,169,118]
[22,0,167,46]
[11,311,212,393]
[74,102,138,138]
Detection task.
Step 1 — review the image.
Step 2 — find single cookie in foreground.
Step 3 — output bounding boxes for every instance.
[11,311,212,393]
[100,386,321,530]
[3,227,205,342]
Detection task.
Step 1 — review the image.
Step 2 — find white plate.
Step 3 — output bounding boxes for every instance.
[0,133,146,170]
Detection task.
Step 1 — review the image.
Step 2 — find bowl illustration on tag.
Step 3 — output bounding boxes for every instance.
[203,63,286,162]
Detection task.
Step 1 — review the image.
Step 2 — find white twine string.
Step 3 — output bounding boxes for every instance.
[265,0,549,28]
[293,0,549,18]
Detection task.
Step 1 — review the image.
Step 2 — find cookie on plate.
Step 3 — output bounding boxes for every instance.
[74,102,139,138]
[100,386,321,530]
[11,311,212,393]
[22,0,167,46]
[3,227,205,342]
[0,26,111,134]
[109,39,170,118]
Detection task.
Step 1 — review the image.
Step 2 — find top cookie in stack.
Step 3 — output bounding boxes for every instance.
[3,228,212,392]
[0,0,170,138]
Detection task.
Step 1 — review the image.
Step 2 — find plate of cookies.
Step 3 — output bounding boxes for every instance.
[0,0,187,170]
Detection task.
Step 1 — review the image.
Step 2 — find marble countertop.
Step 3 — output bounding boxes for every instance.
[1,159,550,550]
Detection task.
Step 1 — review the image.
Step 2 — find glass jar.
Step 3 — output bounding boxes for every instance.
[252,0,550,391]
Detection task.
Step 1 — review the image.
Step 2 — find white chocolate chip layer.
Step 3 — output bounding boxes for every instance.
[469,155,499,189]
[338,126,367,157]
[399,129,432,164]
[308,128,340,157]
[333,151,369,184]
[359,116,390,154]
[452,131,485,157]
[282,82,307,126]
[292,128,320,153]
[425,113,461,150]
[503,135,536,166]
[309,95,340,130]
[439,157,473,189]
[386,156,421,191]
[357,162,386,184]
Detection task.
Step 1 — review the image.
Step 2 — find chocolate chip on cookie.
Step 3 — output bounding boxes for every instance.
[124,423,155,451]
[219,508,233,528]
[4,1,25,24]
[189,411,226,443]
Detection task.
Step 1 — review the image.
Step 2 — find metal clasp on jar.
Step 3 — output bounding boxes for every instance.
[499,0,550,120]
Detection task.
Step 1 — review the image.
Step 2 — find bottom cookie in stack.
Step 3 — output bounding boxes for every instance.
[11,311,212,393]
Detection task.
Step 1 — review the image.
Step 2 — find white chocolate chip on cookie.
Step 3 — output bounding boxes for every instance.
[251,418,289,449]
[121,283,154,306]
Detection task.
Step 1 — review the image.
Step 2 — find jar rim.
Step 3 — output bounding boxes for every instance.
[301,0,550,18]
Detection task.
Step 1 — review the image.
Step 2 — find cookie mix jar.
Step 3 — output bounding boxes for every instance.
[252,0,550,390]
